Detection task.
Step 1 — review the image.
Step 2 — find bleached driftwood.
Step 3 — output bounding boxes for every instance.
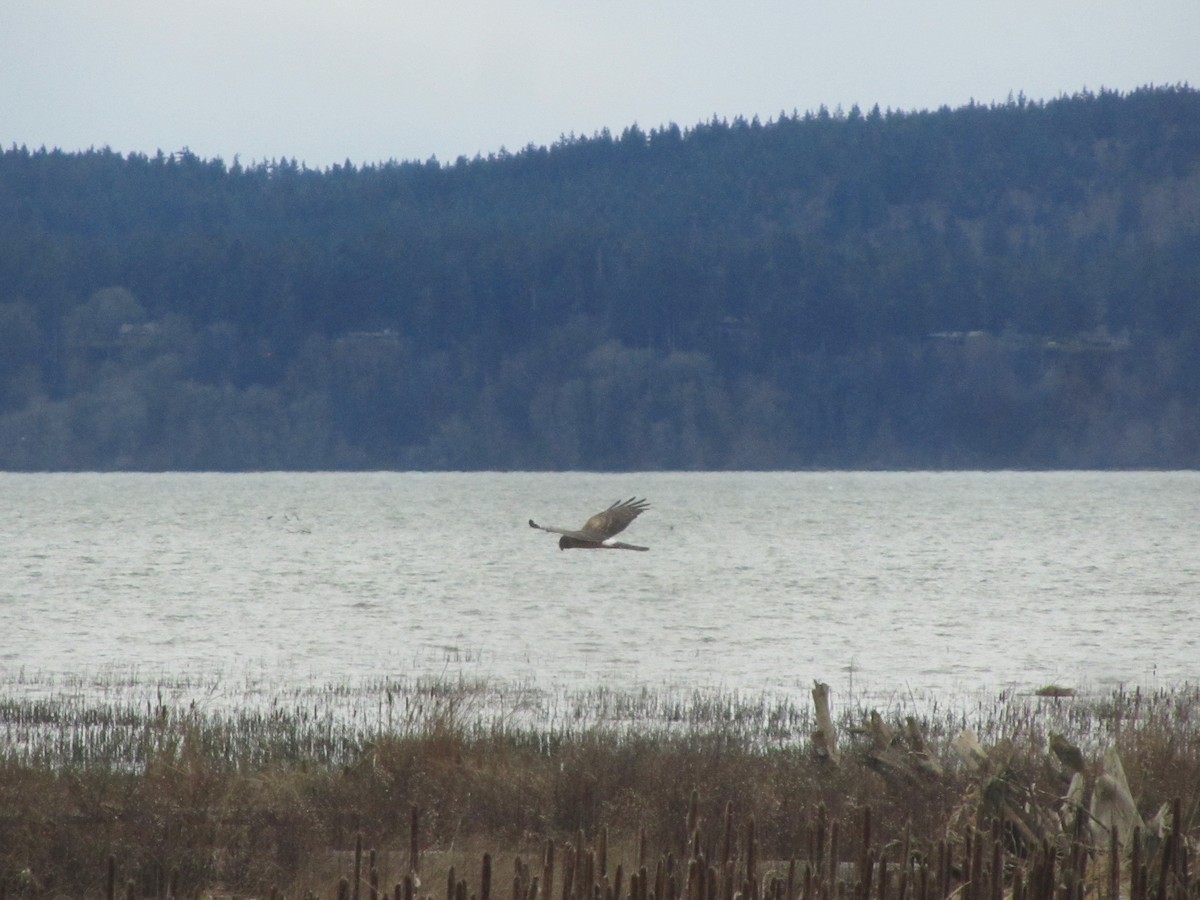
[862,711,942,782]
[864,710,909,779]
[811,681,841,764]
[904,716,944,776]
[951,730,1060,851]
[1090,747,1144,849]
[1049,735,1144,852]
[951,729,990,773]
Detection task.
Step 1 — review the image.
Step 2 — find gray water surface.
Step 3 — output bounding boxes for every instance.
[2,471,1197,708]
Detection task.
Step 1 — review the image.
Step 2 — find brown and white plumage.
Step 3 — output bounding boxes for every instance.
[529,497,651,551]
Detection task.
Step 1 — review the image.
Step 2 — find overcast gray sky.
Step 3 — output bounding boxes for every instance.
[3,1,1198,169]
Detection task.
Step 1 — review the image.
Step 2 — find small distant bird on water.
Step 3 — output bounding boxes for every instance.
[529,497,651,551]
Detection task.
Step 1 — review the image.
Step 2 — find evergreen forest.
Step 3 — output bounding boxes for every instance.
[2,86,1199,470]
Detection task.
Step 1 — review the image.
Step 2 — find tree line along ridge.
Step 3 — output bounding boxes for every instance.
[1,85,1198,469]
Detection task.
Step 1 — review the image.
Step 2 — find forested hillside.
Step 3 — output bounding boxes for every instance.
[2,86,1198,470]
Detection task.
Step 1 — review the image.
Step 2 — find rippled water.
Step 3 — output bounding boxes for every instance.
[1,471,1198,708]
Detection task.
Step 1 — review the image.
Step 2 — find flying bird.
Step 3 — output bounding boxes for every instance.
[529,497,651,551]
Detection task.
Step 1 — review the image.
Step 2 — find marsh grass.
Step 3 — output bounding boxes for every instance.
[1,674,1197,899]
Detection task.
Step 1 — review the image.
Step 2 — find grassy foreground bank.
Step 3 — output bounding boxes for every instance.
[1,678,1197,899]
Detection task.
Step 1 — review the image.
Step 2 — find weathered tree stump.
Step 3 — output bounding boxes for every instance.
[811,681,841,764]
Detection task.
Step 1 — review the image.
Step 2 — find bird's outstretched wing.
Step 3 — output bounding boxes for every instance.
[528,497,651,546]
[527,520,594,541]
[606,540,649,552]
[579,497,650,540]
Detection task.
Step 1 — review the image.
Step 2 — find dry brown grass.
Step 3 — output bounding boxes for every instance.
[0,680,1197,899]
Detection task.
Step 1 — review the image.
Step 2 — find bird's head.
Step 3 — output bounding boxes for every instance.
[558,536,569,550]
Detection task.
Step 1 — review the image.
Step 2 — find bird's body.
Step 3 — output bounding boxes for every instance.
[529,497,650,550]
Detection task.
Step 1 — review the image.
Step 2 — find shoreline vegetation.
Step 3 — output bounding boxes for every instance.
[1,675,1197,899]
